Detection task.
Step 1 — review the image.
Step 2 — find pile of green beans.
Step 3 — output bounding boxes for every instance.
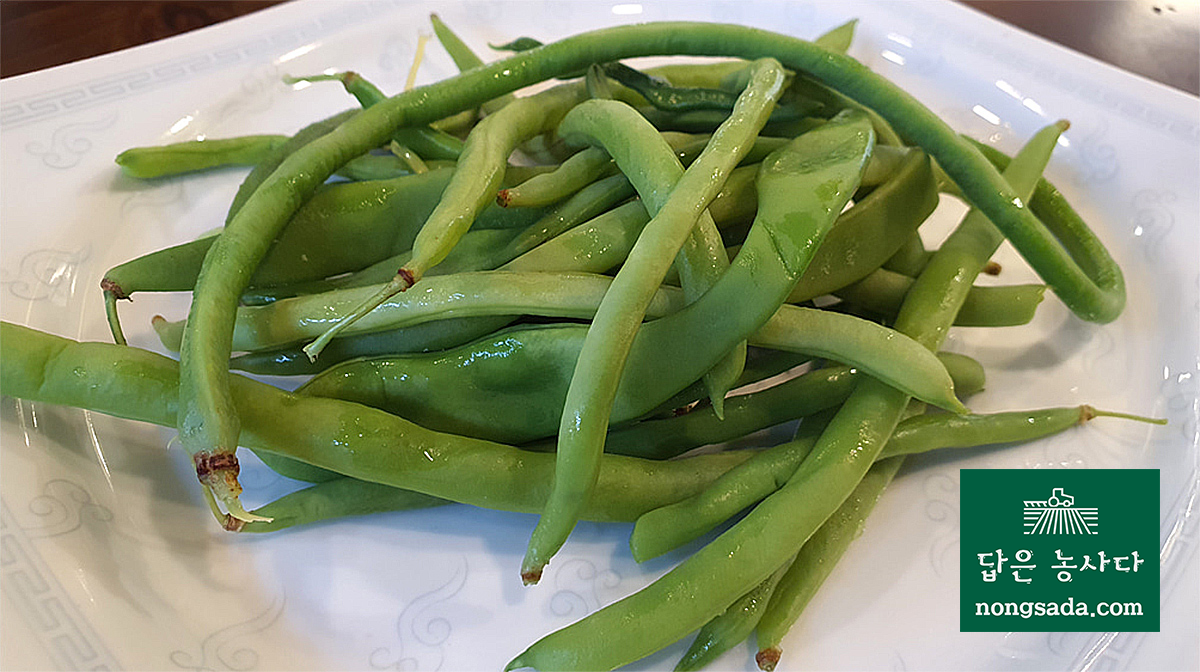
[0,14,1162,672]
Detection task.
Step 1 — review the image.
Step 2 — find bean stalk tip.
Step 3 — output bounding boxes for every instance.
[1082,405,1168,426]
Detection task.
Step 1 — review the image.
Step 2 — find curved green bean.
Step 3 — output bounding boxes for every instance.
[524,62,788,582]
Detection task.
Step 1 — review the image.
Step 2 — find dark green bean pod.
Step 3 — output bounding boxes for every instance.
[285,70,466,161]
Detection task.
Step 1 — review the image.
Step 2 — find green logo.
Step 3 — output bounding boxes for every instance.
[960,469,1159,632]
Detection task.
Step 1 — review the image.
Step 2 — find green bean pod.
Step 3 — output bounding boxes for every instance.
[498,146,616,208]
[229,316,512,376]
[115,135,288,179]
[835,268,1047,327]
[603,352,983,462]
[525,61,830,580]
[882,233,931,276]
[242,479,449,532]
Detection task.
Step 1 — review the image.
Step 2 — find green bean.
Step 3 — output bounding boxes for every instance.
[398,82,587,276]
[969,138,1120,288]
[523,61,789,582]
[785,149,936,302]
[154,272,679,353]
[554,104,745,419]
[591,347,812,435]
[502,200,653,274]
[751,122,1068,669]
[115,135,288,179]
[229,316,512,376]
[498,146,616,208]
[753,456,900,671]
[834,268,1047,327]
[1,322,761,527]
[102,166,456,343]
[242,478,448,533]
[240,227,522,305]
[336,153,453,181]
[179,20,1122,527]
[603,352,983,461]
[504,119,1066,672]
[495,173,637,260]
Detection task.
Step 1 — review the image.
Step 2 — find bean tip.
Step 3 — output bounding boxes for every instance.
[983,260,1002,276]
[1084,405,1169,426]
[496,189,512,207]
[100,277,129,300]
[520,566,543,586]
[397,267,417,291]
[756,647,781,671]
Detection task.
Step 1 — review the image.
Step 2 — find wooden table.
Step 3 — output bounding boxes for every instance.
[2,1,1196,95]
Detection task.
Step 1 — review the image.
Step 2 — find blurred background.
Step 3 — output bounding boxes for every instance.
[1,0,1197,95]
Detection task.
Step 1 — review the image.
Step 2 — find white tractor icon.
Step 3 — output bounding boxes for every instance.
[1046,488,1074,508]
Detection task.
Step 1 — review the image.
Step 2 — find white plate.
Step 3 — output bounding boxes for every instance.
[2,1,1197,670]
